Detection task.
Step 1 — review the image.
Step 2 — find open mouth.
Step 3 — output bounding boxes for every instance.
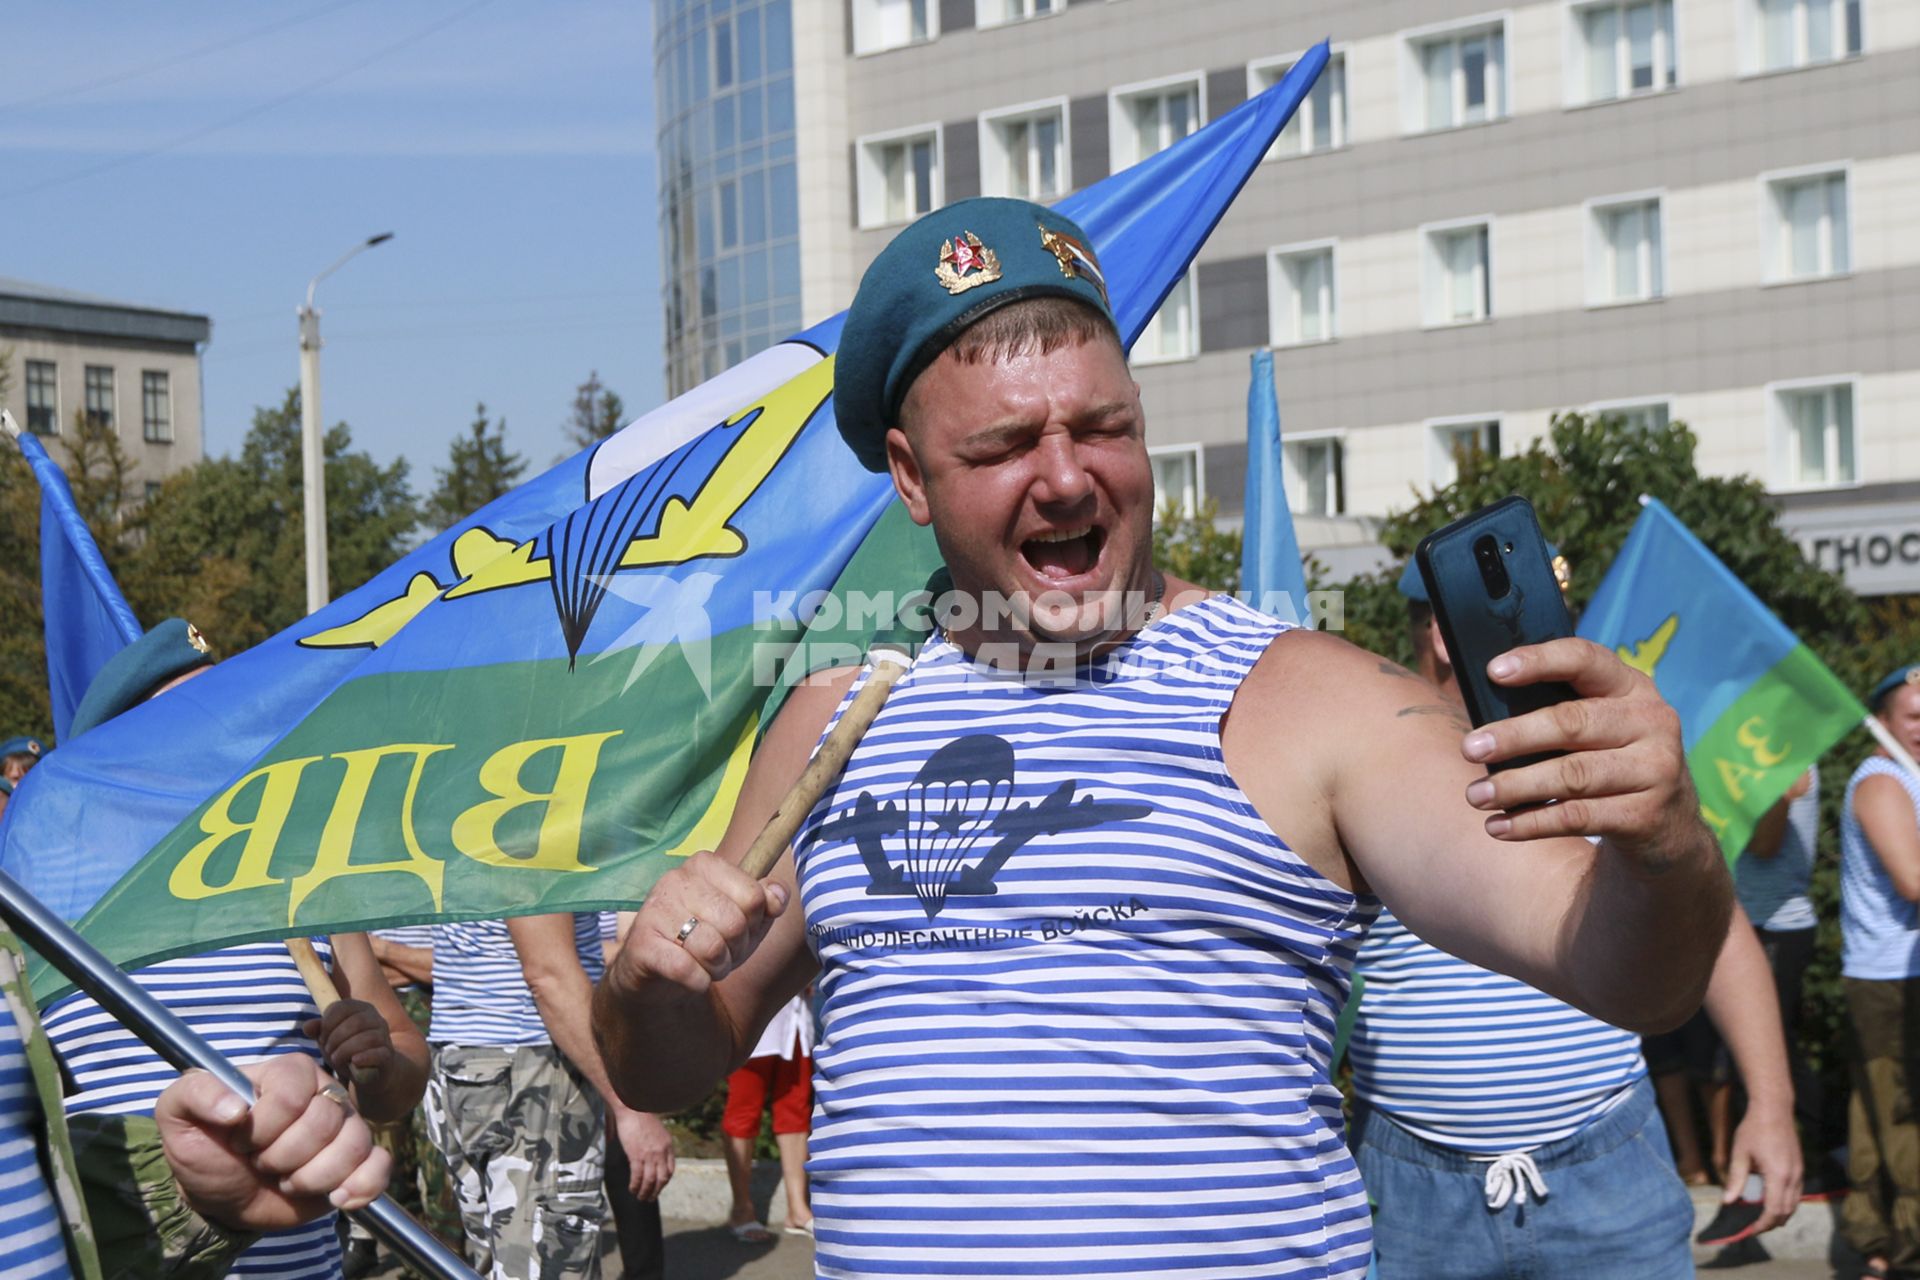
[1019,524,1105,582]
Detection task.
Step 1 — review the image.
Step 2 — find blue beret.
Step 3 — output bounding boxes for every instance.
[1396,559,1429,603]
[0,736,45,760]
[1397,542,1564,603]
[834,196,1119,472]
[1871,663,1920,711]
[67,618,214,741]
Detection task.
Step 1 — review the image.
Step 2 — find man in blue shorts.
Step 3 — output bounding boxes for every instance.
[1346,559,1801,1277]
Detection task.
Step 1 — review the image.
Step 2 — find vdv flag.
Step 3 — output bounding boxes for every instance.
[6,419,145,741]
[4,47,1332,995]
[1576,497,1864,861]
[1239,348,1308,618]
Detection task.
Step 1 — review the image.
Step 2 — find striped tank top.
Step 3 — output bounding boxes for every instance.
[2,983,70,1280]
[1841,758,1920,980]
[1350,908,1644,1154]
[428,915,604,1046]
[793,594,1377,1280]
[41,940,341,1279]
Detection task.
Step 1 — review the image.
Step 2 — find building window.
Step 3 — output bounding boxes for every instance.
[1407,21,1507,133]
[856,127,941,227]
[1250,52,1347,157]
[1765,168,1850,281]
[1110,74,1203,171]
[852,0,936,55]
[142,370,172,443]
[1773,381,1856,487]
[1149,443,1203,519]
[977,0,1060,29]
[1588,196,1665,304]
[1590,399,1671,432]
[1286,436,1345,516]
[1422,220,1492,325]
[1573,0,1675,103]
[1750,0,1861,72]
[25,360,57,435]
[980,100,1068,200]
[1429,418,1501,488]
[84,365,114,432]
[144,480,164,502]
[1135,272,1198,363]
[1268,242,1337,346]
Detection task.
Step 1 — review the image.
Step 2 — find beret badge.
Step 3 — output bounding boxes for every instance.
[1039,224,1109,304]
[935,230,1001,295]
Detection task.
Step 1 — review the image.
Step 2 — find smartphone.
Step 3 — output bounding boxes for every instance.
[1414,496,1576,771]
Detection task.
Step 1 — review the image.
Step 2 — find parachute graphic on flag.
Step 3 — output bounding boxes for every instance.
[0,48,1334,997]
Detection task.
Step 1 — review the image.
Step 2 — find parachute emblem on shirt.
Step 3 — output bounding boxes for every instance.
[817,733,1153,920]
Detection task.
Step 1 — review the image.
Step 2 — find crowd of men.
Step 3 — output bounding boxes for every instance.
[1,194,1918,1280]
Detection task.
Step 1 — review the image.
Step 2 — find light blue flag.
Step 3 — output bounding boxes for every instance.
[10,427,145,741]
[1239,348,1307,617]
[3,47,1333,986]
[1577,497,1863,860]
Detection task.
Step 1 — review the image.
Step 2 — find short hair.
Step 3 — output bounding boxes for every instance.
[900,296,1121,431]
[1407,599,1435,655]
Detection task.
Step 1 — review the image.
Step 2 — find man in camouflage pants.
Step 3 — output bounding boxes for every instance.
[427,914,674,1280]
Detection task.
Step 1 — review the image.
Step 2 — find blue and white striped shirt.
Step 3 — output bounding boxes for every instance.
[41,941,340,1280]
[428,916,603,1047]
[1735,769,1819,932]
[794,596,1375,1280]
[1350,909,1644,1154]
[1,985,70,1280]
[1841,757,1920,980]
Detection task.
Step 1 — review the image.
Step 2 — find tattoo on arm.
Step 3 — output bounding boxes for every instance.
[1377,661,1424,684]
[1397,702,1472,733]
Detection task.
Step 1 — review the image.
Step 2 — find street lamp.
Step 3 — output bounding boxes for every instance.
[297,232,393,616]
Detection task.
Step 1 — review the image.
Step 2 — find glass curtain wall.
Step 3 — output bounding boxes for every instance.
[657,0,803,395]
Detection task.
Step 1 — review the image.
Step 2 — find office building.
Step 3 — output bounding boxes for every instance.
[655,0,1920,594]
[2,277,210,495]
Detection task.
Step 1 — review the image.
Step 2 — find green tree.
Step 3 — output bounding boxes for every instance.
[0,438,49,740]
[424,403,526,533]
[564,371,625,450]
[1153,497,1242,592]
[1336,412,1865,667]
[125,388,417,655]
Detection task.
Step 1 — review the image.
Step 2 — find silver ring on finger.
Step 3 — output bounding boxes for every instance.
[675,915,700,945]
[320,1082,354,1113]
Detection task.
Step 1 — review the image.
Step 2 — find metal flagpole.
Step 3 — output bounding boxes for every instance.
[0,870,477,1280]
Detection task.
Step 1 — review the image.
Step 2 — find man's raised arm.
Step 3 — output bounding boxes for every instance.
[1230,629,1731,1034]
[592,665,854,1112]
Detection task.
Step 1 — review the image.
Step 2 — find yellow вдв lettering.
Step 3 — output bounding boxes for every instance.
[451,732,621,871]
[169,757,323,900]
[287,744,454,924]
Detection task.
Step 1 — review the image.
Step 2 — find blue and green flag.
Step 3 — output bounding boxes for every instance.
[1576,497,1864,861]
[1,48,1333,997]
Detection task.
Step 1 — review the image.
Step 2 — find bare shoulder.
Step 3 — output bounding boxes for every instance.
[723,663,867,840]
[761,664,863,756]
[1233,628,1465,735]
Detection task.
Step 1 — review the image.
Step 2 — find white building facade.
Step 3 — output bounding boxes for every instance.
[657,0,1920,592]
[2,277,210,496]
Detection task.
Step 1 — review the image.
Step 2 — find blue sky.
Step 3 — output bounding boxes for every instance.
[3,0,661,477]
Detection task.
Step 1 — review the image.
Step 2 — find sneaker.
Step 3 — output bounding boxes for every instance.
[1694,1198,1766,1248]
[341,1238,380,1280]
